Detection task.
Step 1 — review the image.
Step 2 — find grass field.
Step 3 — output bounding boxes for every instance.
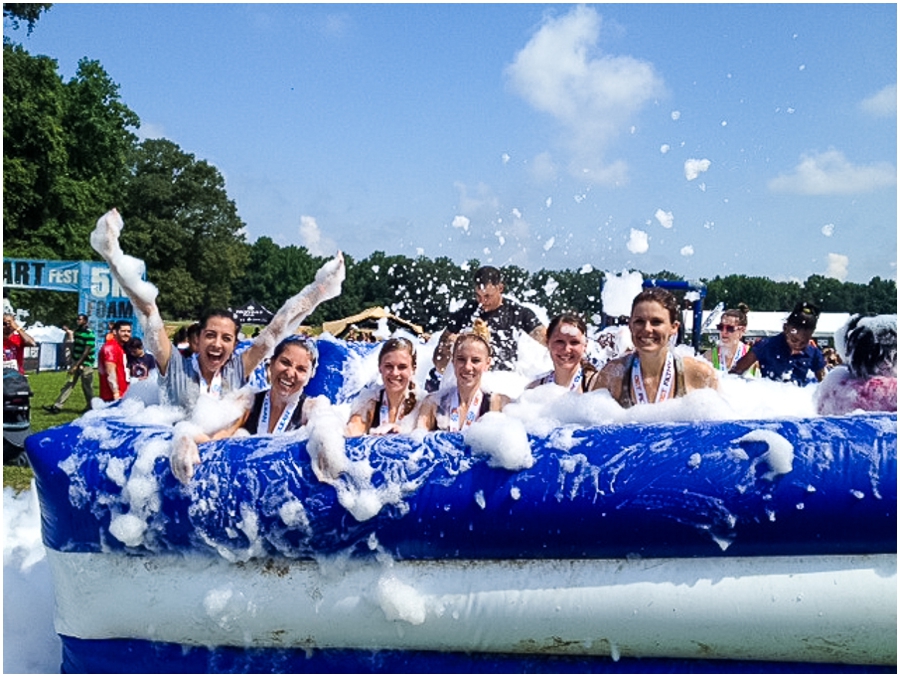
[3,369,89,491]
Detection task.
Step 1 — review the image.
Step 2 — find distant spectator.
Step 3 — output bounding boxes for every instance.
[2,313,36,375]
[43,313,96,414]
[429,266,546,389]
[126,337,158,380]
[98,320,132,402]
[703,303,758,376]
[731,301,826,386]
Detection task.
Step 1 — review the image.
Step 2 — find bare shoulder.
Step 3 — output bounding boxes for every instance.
[683,355,719,390]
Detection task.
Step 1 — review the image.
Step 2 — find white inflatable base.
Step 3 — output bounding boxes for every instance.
[50,550,896,665]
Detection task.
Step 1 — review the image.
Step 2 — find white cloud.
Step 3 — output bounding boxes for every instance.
[137,122,166,141]
[451,215,470,232]
[860,84,897,117]
[767,149,896,195]
[671,110,681,121]
[654,209,674,229]
[660,144,670,154]
[529,152,558,183]
[506,5,664,185]
[680,245,694,257]
[627,228,649,254]
[299,215,336,257]
[821,223,835,237]
[684,158,711,181]
[826,253,849,282]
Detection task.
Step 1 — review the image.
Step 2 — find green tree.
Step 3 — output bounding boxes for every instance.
[3,3,51,35]
[121,139,248,320]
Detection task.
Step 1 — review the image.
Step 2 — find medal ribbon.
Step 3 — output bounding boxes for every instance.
[259,390,301,434]
[632,353,676,404]
[448,389,484,431]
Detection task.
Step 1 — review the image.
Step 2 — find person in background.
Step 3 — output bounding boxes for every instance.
[98,320,132,402]
[2,313,36,375]
[346,337,424,436]
[821,347,842,371]
[703,303,757,376]
[526,312,600,392]
[589,288,718,406]
[418,321,509,431]
[428,266,546,390]
[43,313,96,414]
[125,336,158,380]
[730,301,826,386]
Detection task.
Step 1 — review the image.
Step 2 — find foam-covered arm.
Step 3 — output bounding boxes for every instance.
[90,209,172,374]
[241,252,345,374]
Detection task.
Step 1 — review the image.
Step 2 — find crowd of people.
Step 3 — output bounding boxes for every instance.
[15,211,896,485]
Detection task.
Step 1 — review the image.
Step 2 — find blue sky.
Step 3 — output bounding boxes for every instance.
[11,3,897,284]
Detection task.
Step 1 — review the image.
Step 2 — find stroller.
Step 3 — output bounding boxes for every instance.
[3,367,32,466]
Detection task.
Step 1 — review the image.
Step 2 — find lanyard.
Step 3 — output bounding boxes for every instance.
[715,342,747,372]
[448,389,484,431]
[632,353,676,404]
[378,389,395,425]
[537,366,583,391]
[191,353,223,399]
[258,391,300,434]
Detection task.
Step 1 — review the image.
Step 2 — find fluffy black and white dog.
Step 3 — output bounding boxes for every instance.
[816,314,897,415]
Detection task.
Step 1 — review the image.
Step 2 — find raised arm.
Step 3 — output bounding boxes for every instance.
[240,252,345,376]
[90,209,173,374]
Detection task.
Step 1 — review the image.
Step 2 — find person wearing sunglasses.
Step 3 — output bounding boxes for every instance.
[703,304,757,376]
[730,301,826,386]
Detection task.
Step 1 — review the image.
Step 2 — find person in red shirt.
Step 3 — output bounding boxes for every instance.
[98,320,132,402]
[3,314,36,374]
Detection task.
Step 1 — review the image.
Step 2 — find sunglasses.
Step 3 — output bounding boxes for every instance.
[716,324,743,333]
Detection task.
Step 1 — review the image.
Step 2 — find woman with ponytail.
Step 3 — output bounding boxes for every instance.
[346,337,424,436]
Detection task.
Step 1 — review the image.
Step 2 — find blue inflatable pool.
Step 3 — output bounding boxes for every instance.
[25,337,897,673]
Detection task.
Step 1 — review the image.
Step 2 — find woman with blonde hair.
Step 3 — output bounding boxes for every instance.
[417,321,509,431]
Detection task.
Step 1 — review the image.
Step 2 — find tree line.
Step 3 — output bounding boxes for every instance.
[4,5,896,334]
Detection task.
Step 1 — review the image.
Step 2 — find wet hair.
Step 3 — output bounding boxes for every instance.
[547,312,587,340]
[786,301,820,331]
[125,337,143,352]
[835,314,897,379]
[112,320,132,331]
[721,303,750,327]
[453,319,492,357]
[273,334,318,380]
[379,336,417,368]
[187,322,201,340]
[473,266,503,287]
[200,309,240,335]
[378,337,418,419]
[631,287,680,324]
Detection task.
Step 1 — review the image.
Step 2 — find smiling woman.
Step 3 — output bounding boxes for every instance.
[590,287,718,407]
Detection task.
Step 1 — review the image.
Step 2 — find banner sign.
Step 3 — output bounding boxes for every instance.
[3,258,142,344]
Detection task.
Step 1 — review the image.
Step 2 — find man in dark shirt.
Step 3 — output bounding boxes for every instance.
[430,266,546,387]
[44,313,96,413]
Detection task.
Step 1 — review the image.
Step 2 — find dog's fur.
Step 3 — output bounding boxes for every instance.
[816,314,897,415]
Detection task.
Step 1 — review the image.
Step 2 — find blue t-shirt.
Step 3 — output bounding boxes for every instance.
[751,334,825,386]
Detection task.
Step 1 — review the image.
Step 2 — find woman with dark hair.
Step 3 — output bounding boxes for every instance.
[589,288,718,407]
[730,301,826,386]
[417,321,509,431]
[346,336,424,436]
[703,303,757,376]
[527,312,599,392]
